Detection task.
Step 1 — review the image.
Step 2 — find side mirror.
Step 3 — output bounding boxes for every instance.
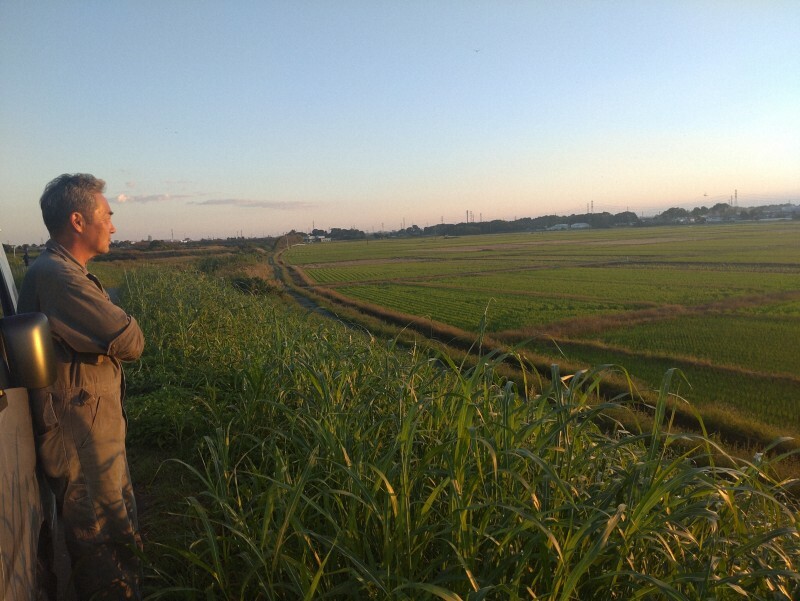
[0,313,57,390]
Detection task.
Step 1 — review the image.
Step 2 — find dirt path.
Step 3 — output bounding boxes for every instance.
[270,256,346,323]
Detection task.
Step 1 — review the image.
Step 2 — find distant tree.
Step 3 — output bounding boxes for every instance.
[423,223,450,236]
[588,212,614,228]
[329,228,366,240]
[612,211,639,225]
[709,203,733,216]
[657,207,690,221]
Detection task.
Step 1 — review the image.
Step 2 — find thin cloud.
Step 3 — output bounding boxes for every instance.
[190,198,317,210]
[115,193,191,204]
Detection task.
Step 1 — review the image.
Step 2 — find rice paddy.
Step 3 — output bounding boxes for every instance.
[285,222,800,434]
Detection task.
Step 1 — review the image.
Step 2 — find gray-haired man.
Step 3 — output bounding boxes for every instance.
[19,174,144,600]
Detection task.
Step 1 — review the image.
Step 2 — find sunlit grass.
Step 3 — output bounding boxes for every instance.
[121,267,800,600]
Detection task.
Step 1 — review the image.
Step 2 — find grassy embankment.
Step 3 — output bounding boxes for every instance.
[112,258,799,599]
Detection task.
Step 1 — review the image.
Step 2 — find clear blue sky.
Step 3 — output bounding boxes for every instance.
[2,1,798,244]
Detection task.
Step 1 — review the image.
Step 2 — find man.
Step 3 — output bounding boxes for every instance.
[19,174,144,600]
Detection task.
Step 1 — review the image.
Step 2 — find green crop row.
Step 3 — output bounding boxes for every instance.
[338,283,632,332]
[435,266,800,306]
[594,313,800,376]
[541,340,800,433]
[738,299,800,316]
[304,257,531,285]
[308,262,800,307]
[333,268,800,333]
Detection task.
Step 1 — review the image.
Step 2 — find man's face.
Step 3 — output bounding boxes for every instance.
[83,193,116,257]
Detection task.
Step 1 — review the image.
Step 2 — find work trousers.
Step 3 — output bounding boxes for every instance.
[31,384,141,600]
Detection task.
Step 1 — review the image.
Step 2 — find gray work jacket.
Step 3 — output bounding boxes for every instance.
[18,241,144,445]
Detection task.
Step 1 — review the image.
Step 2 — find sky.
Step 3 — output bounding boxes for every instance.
[1,1,799,244]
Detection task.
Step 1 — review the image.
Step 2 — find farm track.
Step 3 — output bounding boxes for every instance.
[269,256,341,321]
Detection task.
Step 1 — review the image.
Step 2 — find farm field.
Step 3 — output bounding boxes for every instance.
[286,221,800,433]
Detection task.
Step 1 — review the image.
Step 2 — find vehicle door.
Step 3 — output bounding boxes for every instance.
[0,244,54,600]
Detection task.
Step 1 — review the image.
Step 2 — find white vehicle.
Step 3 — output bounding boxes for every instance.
[0,244,56,600]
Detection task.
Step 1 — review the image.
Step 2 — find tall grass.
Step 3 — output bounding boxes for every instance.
[121,267,800,600]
